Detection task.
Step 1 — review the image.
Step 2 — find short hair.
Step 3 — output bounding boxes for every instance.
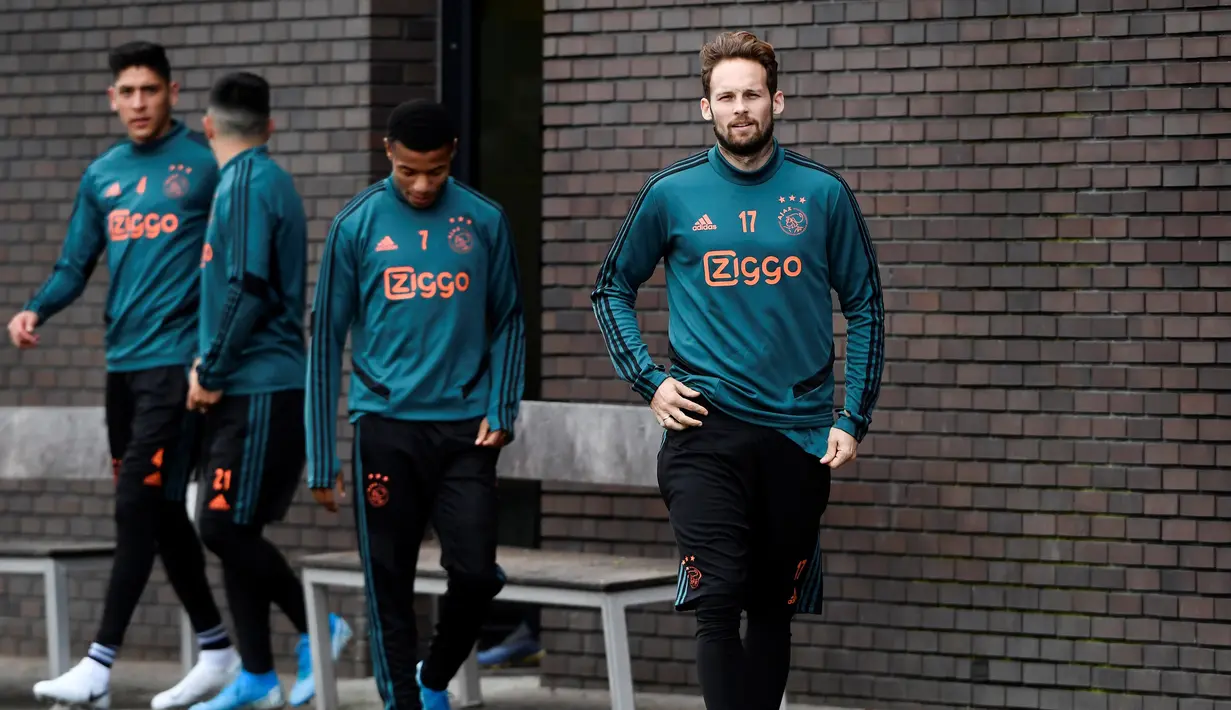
[699,31,778,98]
[386,99,455,153]
[207,72,271,139]
[108,41,171,83]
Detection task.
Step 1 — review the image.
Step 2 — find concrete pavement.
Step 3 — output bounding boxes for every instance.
[0,655,854,710]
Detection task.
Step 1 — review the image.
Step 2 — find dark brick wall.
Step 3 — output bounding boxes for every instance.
[0,0,437,676]
[538,1,1231,709]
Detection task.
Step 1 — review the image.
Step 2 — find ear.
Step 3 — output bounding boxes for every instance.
[772,90,785,117]
[168,80,180,108]
[201,113,213,140]
[383,137,393,162]
[265,117,275,138]
[699,97,712,121]
[107,85,117,112]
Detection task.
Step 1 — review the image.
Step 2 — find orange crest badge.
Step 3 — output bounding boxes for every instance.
[164,164,192,199]
[366,472,390,508]
[681,555,702,590]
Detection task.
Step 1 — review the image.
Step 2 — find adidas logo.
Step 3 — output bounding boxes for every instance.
[103,182,121,198]
[375,235,397,252]
[692,214,717,231]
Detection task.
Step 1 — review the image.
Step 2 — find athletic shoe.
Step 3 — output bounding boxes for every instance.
[287,614,353,706]
[476,623,544,668]
[417,660,451,710]
[151,647,241,709]
[188,670,284,710]
[32,657,111,709]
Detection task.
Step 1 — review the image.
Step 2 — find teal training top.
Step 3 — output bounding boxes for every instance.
[305,177,526,488]
[196,145,308,395]
[25,120,220,371]
[591,140,885,457]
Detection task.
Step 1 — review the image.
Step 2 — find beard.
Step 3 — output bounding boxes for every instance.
[713,115,775,157]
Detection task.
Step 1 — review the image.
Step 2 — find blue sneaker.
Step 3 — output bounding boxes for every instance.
[288,614,354,706]
[477,623,544,669]
[416,661,451,710]
[188,670,283,710]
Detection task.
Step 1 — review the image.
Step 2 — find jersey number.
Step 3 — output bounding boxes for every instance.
[739,210,757,233]
[213,468,232,491]
[419,230,429,250]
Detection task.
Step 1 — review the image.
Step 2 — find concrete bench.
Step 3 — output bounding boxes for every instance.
[0,540,117,677]
[302,543,679,710]
[0,405,200,677]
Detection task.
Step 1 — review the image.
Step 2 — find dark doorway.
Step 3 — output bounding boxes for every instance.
[439,0,544,651]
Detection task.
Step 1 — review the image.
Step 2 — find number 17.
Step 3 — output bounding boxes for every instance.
[739,210,757,233]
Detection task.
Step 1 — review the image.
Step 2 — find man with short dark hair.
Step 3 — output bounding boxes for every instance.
[306,98,526,710]
[11,41,239,710]
[591,30,885,710]
[187,71,351,710]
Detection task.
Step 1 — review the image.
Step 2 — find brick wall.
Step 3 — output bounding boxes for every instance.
[539,1,1231,709]
[0,0,437,677]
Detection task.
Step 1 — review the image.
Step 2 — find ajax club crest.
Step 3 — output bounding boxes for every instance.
[447,215,474,254]
[776,195,808,236]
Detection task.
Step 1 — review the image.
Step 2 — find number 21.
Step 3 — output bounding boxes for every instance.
[419,229,429,250]
[739,210,757,233]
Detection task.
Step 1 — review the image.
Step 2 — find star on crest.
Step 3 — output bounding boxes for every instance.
[778,195,806,203]
[448,216,473,226]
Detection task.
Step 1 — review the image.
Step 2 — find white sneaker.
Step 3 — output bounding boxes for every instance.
[150,648,241,710]
[33,657,111,709]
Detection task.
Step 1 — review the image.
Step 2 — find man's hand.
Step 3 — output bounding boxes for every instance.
[475,417,509,447]
[7,311,39,349]
[186,361,222,412]
[312,472,347,512]
[651,377,708,431]
[819,428,858,469]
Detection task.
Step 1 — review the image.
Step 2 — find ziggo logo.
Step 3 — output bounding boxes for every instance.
[383,266,471,300]
[108,209,180,241]
[703,250,802,287]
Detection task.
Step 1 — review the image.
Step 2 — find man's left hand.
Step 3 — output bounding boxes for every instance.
[475,417,509,448]
[819,428,858,470]
[187,363,222,412]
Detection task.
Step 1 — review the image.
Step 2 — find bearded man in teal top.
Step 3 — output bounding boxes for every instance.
[591,30,885,710]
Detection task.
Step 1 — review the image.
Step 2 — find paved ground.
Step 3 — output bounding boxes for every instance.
[1,656,853,710]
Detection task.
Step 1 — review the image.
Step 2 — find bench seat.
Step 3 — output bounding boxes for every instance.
[301,543,679,710]
[0,538,116,677]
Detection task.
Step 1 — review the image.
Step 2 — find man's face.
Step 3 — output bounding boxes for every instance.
[108,66,177,143]
[699,58,785,157]
[386,139,454,209]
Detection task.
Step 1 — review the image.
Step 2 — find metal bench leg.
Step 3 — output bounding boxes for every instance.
[306,576,339,710]
[180,480,200,675]
[451,646,482,708]
[599,596,636,710]
[44,560,71,678]
[180,610,195,675]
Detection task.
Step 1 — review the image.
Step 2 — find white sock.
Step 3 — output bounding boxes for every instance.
[198,647,237,668]
[81,656,111,686]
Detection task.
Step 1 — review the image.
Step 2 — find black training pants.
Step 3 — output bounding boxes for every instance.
[352,414,505,710]
[657,398,832,710]
[197,389,309,675]
[97,365,224,649]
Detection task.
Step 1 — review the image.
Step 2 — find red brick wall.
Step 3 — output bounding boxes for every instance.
[538,1,1231,708]
[0,0,438,675]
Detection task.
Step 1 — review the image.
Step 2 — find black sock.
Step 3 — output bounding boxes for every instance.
[744,612,792,709]
[693,604,747,710]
